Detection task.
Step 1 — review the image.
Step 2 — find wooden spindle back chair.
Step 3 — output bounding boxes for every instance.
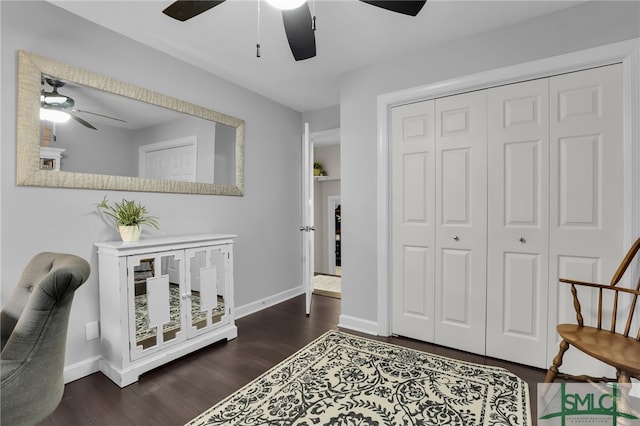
[545,237,640,384]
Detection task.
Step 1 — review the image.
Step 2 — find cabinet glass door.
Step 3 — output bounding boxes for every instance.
[129,251,186,361]
[186,246,229,338]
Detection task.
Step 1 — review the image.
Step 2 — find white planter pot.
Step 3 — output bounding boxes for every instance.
[118,225,141,243]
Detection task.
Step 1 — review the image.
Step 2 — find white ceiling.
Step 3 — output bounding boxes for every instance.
[49,0,585,113]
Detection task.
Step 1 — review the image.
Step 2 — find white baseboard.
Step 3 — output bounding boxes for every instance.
[235,285,304,319]
[64,355,100,384]
[338,314,379,336]
[63,286,305,384]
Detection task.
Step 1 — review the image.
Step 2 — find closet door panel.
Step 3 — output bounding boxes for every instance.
[486,78,549,368]
[391,101,436,342]
[558,134,600,226]
[547,64,624,375]
[435,90,487,354]
[504,141,539,224]
[441,248,471,324]
[441,148,470,223]
[502,253,539,331]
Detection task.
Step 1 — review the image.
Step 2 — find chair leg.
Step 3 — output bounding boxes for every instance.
[614,370,638,420]
[545,339,570,384]
[617,369,631,383]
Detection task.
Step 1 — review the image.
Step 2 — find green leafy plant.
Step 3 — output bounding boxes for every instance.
[97,196,160,230]
[313,162,323,170]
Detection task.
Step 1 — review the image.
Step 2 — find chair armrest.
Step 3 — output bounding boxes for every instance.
[559,278,640,328]
[560,278,640,296]
[559,278,607,289]
[1,359,24,383]
[559,279,586,326]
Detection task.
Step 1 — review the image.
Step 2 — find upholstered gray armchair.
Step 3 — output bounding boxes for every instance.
[1,252,90,425]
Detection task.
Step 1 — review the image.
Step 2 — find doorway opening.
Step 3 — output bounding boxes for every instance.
[314,198,341,298]
[310,131,341,299]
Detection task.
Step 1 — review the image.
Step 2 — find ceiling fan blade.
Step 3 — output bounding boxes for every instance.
[163,0,225,21]
[360,0,426,16]
[69,111,98,130]
[281,2,316,61]
[72,109,127,123]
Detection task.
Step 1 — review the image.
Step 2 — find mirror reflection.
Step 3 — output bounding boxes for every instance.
[39,75,237,185]
[17,50,245,195]
[134,255,183,350]
[132,248,227,352]
[189,248,226,330]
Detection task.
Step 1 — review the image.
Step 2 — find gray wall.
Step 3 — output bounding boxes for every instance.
[339,1,640,327]
[302,105,340,133]
[53,121,138,176]
[1,1,302,371]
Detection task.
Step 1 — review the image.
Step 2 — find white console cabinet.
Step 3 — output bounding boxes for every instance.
[95,234,237,387]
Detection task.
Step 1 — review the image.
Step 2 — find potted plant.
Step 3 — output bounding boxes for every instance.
[313,162,323,176]
[97,196,160,242]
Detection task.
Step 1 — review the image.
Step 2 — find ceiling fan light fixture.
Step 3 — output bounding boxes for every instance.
[40,108,71,123]
[41,87,75,107]
[43,94,69,105]
[266,0,306,10]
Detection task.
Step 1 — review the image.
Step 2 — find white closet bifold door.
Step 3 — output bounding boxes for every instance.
[547,64,623,377]
[391,100,436,343]
[389,64,624,375]
[434,90,488,355]
[486,78,550,368]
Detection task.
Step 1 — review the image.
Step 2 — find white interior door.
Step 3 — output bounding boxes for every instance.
[486,78,550,368]
[301,123,314,316]
[391,100,436,342]
[547,64,623,376]
[139,137,197,182]
[434,90,488,355]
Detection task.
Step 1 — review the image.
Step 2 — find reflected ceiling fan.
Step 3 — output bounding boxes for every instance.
[40,78,126,130]
[162,0,427,61]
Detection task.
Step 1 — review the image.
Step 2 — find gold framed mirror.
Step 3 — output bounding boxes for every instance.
[16,50,245,195]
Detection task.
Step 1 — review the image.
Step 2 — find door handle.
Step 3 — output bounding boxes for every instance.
[299,226,316,232]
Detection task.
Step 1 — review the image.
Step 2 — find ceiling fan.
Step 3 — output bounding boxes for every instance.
[162,0,427,61]
[40,77,126,130]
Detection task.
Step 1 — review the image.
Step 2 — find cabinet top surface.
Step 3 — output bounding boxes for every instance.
[95,233,236,253]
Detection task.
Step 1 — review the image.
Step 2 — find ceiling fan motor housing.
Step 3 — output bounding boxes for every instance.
[162,0,426,61]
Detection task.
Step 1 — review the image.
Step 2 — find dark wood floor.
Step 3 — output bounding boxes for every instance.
[39,294,550,425]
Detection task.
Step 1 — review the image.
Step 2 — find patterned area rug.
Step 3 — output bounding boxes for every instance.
[186,330,530,425]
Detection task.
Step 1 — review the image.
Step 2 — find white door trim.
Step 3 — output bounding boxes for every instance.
[376,38,640,337]
[302,123,314,315]
[327,196,341,275]
[138,135,198,179]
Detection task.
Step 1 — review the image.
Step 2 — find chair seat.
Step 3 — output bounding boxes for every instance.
[557,324,640,376]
